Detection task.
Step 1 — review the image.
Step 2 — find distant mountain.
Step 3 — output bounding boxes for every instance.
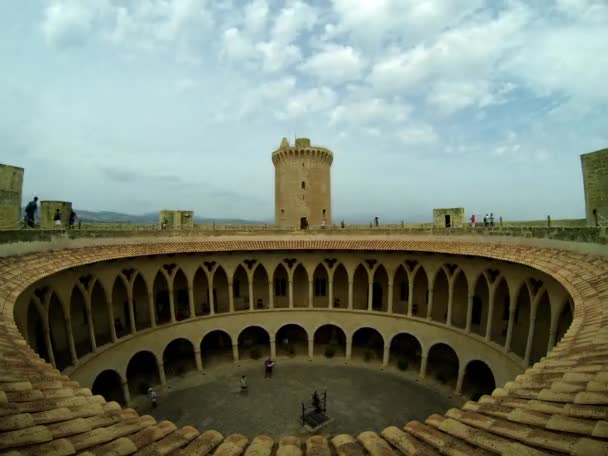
[74,210,265,225]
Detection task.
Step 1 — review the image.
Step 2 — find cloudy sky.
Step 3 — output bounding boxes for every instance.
[1,1,606,222]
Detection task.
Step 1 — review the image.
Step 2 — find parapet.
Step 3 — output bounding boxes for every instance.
[272,137,333,166]
[0,163,24,228]
[40,200,72,229]
[160,210,194,230]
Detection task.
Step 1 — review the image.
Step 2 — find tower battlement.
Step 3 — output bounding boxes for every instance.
[271,137,333,166]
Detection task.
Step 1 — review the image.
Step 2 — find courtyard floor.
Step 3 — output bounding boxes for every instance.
[134,358,463,438]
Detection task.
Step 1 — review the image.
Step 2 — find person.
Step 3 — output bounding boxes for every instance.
[499,215,503,227]
[483,214,488,227]
[147,387,157,408]
[240,375,248,393]
[374,216,379,227]
[470,214,476,228]
[312,390,321,413]
[264,357,275,378]
[24,197,38,228]
[489,213,495,227]
[340,220,345,228]
[69,210,76,229]
[53,209,62,226]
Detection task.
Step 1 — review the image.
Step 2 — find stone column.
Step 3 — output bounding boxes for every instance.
[382,346,390,367]
[122,381,131,405]
[348,279,354,310]
[447,280,454,326]
[158,362,167,385]
[248,279,254,311]
[387,280,394,313]
[548,329,558,352]
[44,325,56,368]
[270,338,276,359]
[419,354,428,378]
[188,286,195,319]
[208,284,215,316]
[485,285,496,341]
[367,280,373,311]
[426,289,434,320]
[504,294,517,352]
[107,298,117,342]
[128,292,136,334]
[407,279,414,317]
[267,281,274,309]
[232,344,239,363]
[168,284,176,323]
[288,279,294,309]
[456,366,465,394]
[465,293,474,333]
[524,316,537,365]
[328,274,334,309]
[65,318,78,366]
[228,279,234,313]
[147,287,156,329]
[308,279,314,308]
[194,349,203,372]
[345,337,352,362]
[85,304,97,353]
[308,338,314,360]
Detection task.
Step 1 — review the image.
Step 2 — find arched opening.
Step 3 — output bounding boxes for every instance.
[153,272,171,325]
[213,267,230,314]
[238,326,270,360]
[27,301,49,363]
[126,351,161,397]
[233,265,249,312]
[273,264,289,309]
[511,284,531,358]
[70,286,92,358]
[462,360,496,400]
[530,291,551,364]
[200,330,233,368]
[451,270,468,328]
[92,370,125,405]
[163,338,196,379]
[312,264,329,308]
[556,299,573,344]
[193,267,210,316]
[372,266,388,312]
[173,269,190,321]
[393,265,409,314]
[313,324,346,359]
[112,277,132,336]
[412,267,428,318]
[490,278,509,345]
[132,274,151,330]
[332,264,348,309]
[471,275,489,336]
[431,268,449,323]
[427,343,459,387]
[49,293,71,370]
[389,333,422,372]
[352,327,384,364]
[91,281,111,347]
[276,324,308,358]
[252,265,269,310]
[352,264,368,310]
[293,264,308,308]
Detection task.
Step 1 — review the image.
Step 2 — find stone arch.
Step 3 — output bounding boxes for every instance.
[412,266,429,318]
[472,274,490,336]
[427,343,459,387]
[293,264,308,308]
[200,330,233,368]
[238,326,271,360]
[451,270,468,328]
[92,369,125,405]
[213,266,230,314]
[490,278,510,345]
[233,265,249,311]
[276,324,308,358]
[462,360,496,400]
[27,300,49,363]
[132,274,151,330]
[112,276,132,335]
[163,338,196,379]
[313,324,346,359]
[252,264,269,310]
[431,268,449,323]
[91,281,111,347]
[332,263,348,309]
[49,292,71,370]
[511,283,531,358]
[193,267,210,316]
[372,265,389,312]
[152,271,170,325]
[556,298,573,345]
[530,290,551,364]
[352,264,368,310]
[389,332,422,372]
[312,264,329,308]
[273,264,289,308]
[126,351,161,397]
[352,327,384,364]
[70,286,92,358]
[173,269,190,321]
[393,265,409,315]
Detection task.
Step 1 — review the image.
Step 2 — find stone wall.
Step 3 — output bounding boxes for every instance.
[159,210,194,229]
[581,148,608,226]
[40,200,72,229]
[0,164,24,228]
[433,208,465,228]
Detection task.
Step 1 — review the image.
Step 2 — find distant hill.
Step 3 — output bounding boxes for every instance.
[72,210,266,225]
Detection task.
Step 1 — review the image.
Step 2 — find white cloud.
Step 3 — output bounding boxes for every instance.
[271,1,318,44]
[243,0,269,36]
[398,124,438,144]
[42,1,103,47]
[256,41,302,72]
[280,86,338,119]
[329,98,410,126]
[427,80,515,115]
[220,27,256,62]
[299,44,366,83]
[175,78,198,93]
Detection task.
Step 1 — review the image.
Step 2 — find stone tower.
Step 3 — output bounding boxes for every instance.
[581,148,608,226]
[0,164,24,228]
[272,137,333,229]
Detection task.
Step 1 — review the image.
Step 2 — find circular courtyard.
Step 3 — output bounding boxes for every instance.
[135,361,463,438]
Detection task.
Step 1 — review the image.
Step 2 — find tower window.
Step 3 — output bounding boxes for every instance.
[301,181,306,189]
[281,209,285,214]
[322,209,326,216]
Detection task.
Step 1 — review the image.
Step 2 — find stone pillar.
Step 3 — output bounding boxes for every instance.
[308,279,314,308]
[44,326,56,368]
[308,338,314,360]
[465,293,474,333]
[158,362,167,385]
[345,337,352,362]
[407,280,414,317]
[232,344,239,363]
[147,287,156,329]
[121,381,131,405]
[548,329,558,352]
[524,316,537,365]
[288,279,294,309]
[456,366,465,394]
[447,280,454,326]
[228,279,234,313]
[248,279,254,311]
[485,286,496,341]
[426,289,434,320]
[387,280,394,313]
[267,281,274,309]
[328,275,334,309]
[194,349,203,372]
[504,294,517,352]
[367,280,373,311]
[208,285,215,316]
[382,346,390,367]
[270,338,276,359]
[168,285,176,323]
[419,354,428,378]
[348,280,354,310]
[188,287,195,319]
[86,307,97,353]
[65,318,78,365]
[107,298,117,342]
[128,292,136,334]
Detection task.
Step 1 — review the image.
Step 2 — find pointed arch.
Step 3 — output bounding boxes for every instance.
[472,274,490,336]
[352,264,368,310]
[332,263,348,309]
[293,264,308,308]
[213,266,230,313]
[233,265,249,312]
[312,264,329,308]
[393,265,409,315]
[70,286,92,358]
[273,264,289,308]
[451,270,468,328]
[193,267,210,316]
[49,292,70,370]
[511,284,531,358]
[91,281,111,347]
[412,266,429,317]
[530,290,551,364]
[27,300,49,363]
[490,278,510,345]
[173,269,190,321]
[372,265,389,312]
[153,272,170,325]
[132,274,151,330]
[431,268,449,323]
[252,264,269,310]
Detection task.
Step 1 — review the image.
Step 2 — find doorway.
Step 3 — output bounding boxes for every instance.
[444,215,451,228]
[300,217,308,230]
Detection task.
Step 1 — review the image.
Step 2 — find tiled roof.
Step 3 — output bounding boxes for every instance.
[1,237,608,455]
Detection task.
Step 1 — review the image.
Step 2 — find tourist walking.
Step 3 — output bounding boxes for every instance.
[147,387,157,408]
[264,357,275,378]
[483,214,488,227]
[240,375,248,393]
[69,210,77,229]
[24,196,38,228]
[53,209,62,226]
[489,213,495,227]
[470,214,476,228]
